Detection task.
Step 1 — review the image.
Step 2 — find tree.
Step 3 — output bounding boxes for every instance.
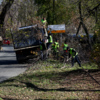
[17,0,38,26]
[76,1,91,47]
[34,0,73,24]
[0,0,14,36]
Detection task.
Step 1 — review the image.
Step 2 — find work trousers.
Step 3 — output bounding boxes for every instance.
[40,28,48,39]
[47,43,52,49]
[53,50,59,60]
[40,50,47,60]
[71,55,81,67]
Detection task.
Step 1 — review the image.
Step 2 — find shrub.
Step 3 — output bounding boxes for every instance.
[90,30,100,68]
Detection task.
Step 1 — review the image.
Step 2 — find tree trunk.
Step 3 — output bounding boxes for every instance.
[76,1,91,48]
[0,0,14,37]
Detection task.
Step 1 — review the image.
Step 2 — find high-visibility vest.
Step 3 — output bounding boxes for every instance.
[63,43,68,50]
[42,20,46,23]
[42,20,47,25]
[48,35,53,43]
[54,42,59,49]
[53,42,59,52]
[69,48,78,57]
[41,19,43,23]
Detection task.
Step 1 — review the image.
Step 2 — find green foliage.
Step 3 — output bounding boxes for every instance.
[90,25,100,68]
[78,0,100,24]
[0,98,3,100]
[91,43,100,68]
[5,29,12,40]
[17,0,38,25]
[34,0,73,24]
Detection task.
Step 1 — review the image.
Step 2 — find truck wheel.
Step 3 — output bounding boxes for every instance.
[16,56,21,63]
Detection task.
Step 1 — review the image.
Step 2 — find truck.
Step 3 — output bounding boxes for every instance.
[12,24,42,62]
[12,24,66,62]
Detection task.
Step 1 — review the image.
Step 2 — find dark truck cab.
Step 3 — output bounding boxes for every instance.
[12,25,42,62]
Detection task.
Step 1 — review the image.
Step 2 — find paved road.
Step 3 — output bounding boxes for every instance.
[0,45,27,83]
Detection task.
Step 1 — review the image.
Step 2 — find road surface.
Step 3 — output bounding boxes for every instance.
[0,45,27,83]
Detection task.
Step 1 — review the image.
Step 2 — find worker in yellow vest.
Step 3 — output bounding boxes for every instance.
[63,40,68,54]
[52,39,59,59]
[41,17,47,27]
[67,47,81,67]
[46,33,53,58]
[41,17,48,37]
[62,40,69,61]
[47,33,53,49]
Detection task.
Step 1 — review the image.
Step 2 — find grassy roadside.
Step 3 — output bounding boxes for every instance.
[0,59,100,100]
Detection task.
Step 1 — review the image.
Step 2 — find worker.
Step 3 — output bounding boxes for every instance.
[63,40,68,54]
[62,40,69,61]
[46,33,53,58]
[41,17,48,37]
[53,39,59,59]
[67,47,81,67]
[41,17,47,27]
[47,33,53,49]
[0,36,3,50]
